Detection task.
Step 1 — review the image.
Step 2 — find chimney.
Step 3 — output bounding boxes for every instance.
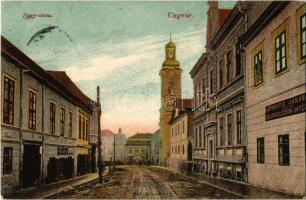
[206,0,220,44]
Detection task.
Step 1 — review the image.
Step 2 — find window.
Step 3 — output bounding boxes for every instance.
[50,102,56,134]
[275,31,287,74]
[202,79,205,101]
[198,82,201,105]
[68,112,72,137]
[257,137,264,164]
[226,51,232,83]
[3,76,15,125]
[182,121,185,133]
[195,127,198,147]
[236,110,242,145]
[60,107,65,136]
[219,60,223,89]
[300,13,306,59]
[199,126,202,147]
[172,146,173,154]
[78,114,82,139]
[236,45,241,76]
[182,145,185,154]
[220,117,224,146]
[3,147,13,174]
[210,71,213,95]
[28,91,37,130]
[227,114,232,145]
[297,6,306,63]
[203,128,206,147]
[194,87,197,107]
[279,134,290,166]
[85,119,89,140]
[82,117,85,140]
[254,50,263,86]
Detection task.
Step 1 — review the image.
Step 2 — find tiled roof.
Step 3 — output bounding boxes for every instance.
[1,36,95,112]
[175,98,193,110]
[47,71,94,107]
[101,129,114,137]
[128,133,152,140]
[219,9,231,28]
[206,8,232,44]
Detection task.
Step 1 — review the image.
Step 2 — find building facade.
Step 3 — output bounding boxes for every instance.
[190,0,272,182]
[169,99,193,173]
[101,129,114,162]
[1,36,99,196]
[241,2,306,195]
[150,129,161,165]
[159,39,182,166]
[114,128,127,162]
[124,133,152,164]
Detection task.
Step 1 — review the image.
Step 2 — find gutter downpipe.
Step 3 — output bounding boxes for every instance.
[238,4,248,183]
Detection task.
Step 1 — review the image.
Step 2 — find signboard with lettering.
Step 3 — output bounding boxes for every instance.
[57,146,70,155]
[265,93,306,121]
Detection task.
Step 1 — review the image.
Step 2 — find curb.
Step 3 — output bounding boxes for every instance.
[152,166,245,199]
[42,177,99,199]
[43,170,110,199]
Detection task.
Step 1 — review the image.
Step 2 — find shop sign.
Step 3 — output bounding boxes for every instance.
[57,146,71,155]
[265,93,306,121]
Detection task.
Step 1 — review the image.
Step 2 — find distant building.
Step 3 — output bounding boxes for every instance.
[169,99,193,173]
[101,129,114,162]
[114,128,126,162]
[240,2,306,195]
[125,133,152,164]
[150,129,160,165]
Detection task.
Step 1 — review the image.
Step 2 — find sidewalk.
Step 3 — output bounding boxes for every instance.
[6,172,101,199]
[152,165,301,199]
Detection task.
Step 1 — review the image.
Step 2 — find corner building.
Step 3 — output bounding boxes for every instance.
[241,2,306,195]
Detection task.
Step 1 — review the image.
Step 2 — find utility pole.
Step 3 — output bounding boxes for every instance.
[97,86,103,183]
[113,133,115,170]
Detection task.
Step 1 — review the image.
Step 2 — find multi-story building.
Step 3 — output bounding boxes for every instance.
[114,128,127,162]
[240,2,306,195]
[150,129,161,165]
[1,36,99,196]
[207,1,248,181]
[169,99,193,173]
[190,1,271,181]
[101,129,114,162]
[124,133,152,164]
[159,39,182,166]
[190,1,230,178]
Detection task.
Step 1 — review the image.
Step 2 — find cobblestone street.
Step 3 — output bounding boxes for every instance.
[50,165,241,199]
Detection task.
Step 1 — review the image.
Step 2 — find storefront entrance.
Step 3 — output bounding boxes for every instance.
[22,144,41,188]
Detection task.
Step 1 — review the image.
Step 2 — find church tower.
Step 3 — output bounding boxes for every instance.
[159,37,182,165]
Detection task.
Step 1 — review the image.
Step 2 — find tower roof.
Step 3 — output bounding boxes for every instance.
[165,41,176,48]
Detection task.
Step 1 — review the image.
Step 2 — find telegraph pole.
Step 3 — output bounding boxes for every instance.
[97,86,103,183]
[113,133,116,170]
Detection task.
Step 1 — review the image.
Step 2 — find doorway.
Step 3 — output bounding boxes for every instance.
[22,144,41,188]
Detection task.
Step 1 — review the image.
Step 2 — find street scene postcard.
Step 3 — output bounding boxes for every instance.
[1,0,306,199]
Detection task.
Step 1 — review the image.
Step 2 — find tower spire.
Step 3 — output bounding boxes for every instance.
[170,31,172,42]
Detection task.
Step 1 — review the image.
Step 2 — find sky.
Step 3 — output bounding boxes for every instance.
[2,1,235,137]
